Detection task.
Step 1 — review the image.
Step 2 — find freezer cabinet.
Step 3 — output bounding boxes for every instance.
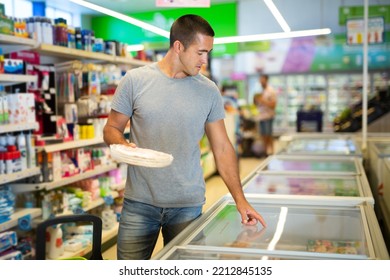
[379,158,390,249]
[277,133,361,157]
[367,141,390,199]
[255,155,364,176]
[277,138,361,157]
[153,197,388,260]
[243,173,374,204]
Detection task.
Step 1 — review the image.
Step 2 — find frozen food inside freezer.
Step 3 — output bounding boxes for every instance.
[262,157,358,173]
[282,138,358,155]
[188,203,371,259]
[244,174,360,197]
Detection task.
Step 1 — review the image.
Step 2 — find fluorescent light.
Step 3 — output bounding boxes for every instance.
[263,0,291,32]
[127,44,145,52]
[69,0,170,38]
[214,28,331,44]
[69,0,331,46]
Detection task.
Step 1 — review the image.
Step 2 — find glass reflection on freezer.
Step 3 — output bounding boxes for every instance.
[284,139,357,155]
[165,248,311,260]
[263,158,357,173]
[189,203,369,258]
[374,143,390,155]
[244,174,359,196]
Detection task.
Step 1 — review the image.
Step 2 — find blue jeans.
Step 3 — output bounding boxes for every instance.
[117,198,202,260]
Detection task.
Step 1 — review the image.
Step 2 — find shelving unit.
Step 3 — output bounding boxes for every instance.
[0,34,37,54]
[58,223,119,260]
[0,167,41,185]
[33,43,150,67]
[0,208,42,232]
[0,73,37,86]
[10,163,118,193]
[0,122,39,134]
[40,137,105,153]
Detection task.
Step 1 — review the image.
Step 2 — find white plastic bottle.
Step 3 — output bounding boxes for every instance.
[25,131,36,168]
[17,132,27,170]
[48,225,64,259]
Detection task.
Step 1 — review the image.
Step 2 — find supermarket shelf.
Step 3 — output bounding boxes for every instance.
[58,222,119,260]
[0,208,42,232]
[33,191,120,226]
[35,43,150,67]
[0,73,37,86]
[0,34,38,54]
[0,122,39,134]
[42,137,105,153]
[10,163,119,193]
[0,167,41,185]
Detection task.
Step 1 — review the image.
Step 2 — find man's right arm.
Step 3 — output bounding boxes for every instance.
[103,109,134,147]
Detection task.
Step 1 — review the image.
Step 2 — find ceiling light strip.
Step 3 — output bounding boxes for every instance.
[263,0,291,32]
[214,28,331,44]
[70,0,170,38]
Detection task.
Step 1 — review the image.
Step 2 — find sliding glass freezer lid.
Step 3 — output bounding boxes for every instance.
[258,157,359,174]
[244,174,363,197]
[161,247,315,260]
[283,139,358,155]
[373,142,390,155]
[186,203,373,259]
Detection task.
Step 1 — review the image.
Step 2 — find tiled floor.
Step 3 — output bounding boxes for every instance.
[101,157,264,260]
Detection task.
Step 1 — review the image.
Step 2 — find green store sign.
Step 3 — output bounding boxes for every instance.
[89,3,238,57]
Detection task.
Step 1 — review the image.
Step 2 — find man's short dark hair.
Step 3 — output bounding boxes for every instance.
[170,14,215,49]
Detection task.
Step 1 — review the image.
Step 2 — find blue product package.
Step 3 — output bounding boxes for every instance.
[0,231,18,253]
[0,250,23,260]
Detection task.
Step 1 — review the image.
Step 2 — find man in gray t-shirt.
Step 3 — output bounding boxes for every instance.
[103,14,266,260]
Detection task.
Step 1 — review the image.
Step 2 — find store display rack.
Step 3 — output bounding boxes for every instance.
[0,208,42,232]
[0,122,39,134]
[10,162,118,193]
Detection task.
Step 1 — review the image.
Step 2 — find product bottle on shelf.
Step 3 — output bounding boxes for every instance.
[16,132,27,170]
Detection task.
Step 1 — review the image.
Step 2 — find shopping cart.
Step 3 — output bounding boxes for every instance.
[35,214,104,260]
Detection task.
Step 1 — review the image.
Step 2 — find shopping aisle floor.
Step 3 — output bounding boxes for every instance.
[102,157,264,260]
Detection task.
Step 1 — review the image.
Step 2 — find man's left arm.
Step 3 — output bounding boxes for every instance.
[205,119,267,227]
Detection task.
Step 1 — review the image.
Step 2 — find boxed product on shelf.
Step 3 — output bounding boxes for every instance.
[6,93,36,124]
[0,15,14,35]
[4,59,24,74]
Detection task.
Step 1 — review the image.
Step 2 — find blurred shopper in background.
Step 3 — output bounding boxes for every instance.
[253,74,277,156]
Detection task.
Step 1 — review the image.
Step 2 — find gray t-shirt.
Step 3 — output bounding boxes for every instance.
[111,62,225,208]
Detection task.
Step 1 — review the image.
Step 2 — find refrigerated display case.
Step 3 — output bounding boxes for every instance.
[378,158,390,250]
[277,132,361,157]
[153,196,388,260]
[243,173,374,204]
[255,155,364,176]
[366,141,390,222]
[247,71,389,134]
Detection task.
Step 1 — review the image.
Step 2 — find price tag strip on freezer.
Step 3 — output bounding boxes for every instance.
[110,144,173,168]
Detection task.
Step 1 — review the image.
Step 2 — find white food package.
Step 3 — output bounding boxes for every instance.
[110,144,173,168]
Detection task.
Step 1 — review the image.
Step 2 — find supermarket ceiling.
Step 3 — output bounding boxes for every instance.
[50,0,236,14]
[43,0,389,36]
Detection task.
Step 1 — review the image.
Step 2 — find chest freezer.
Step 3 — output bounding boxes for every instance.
[380,159,390,239]
[277,133,361,156]
[153,197,388,260]
[278,138,361,157]
[243,173,374,204]
[256,155,364,176]
[367,141,390,194]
